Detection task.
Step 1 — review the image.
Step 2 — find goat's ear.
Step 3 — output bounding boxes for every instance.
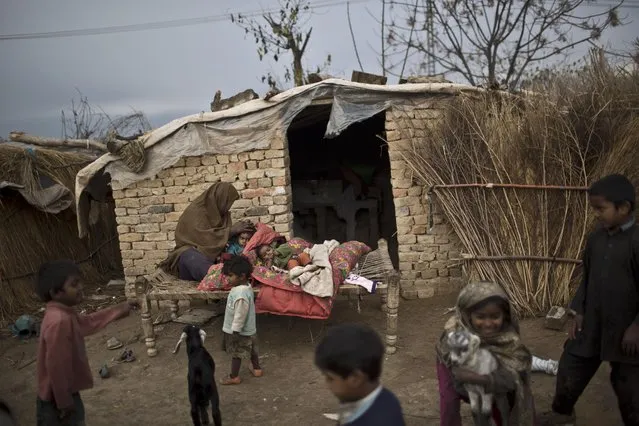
[172,332,187,355]
[199,329,207,343]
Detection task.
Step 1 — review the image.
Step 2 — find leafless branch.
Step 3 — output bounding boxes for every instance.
[386,0,625,88]
[347,2,364,71]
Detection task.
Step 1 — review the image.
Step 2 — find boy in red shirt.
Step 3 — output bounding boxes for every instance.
[35,260,136,425]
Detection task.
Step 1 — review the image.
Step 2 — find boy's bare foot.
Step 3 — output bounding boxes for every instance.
[248,365,263,377]
[538,410,576,426]
[220,375,241,385]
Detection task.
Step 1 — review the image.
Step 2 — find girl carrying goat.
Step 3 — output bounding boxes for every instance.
[436,281,537,426]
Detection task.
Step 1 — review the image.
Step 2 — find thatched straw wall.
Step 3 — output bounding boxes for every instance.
[0,145,122,321]
[402,55,639,316]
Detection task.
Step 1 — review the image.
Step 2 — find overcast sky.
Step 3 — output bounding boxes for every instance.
[0,0,636,138]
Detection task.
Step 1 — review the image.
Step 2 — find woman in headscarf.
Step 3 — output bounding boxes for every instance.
[435,281,537,426]
[159,182,255,281]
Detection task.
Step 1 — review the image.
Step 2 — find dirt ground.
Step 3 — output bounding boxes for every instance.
[0,293,622,425]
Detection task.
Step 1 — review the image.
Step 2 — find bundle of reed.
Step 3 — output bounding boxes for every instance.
[0,145,123,321]
[400,54,639,316]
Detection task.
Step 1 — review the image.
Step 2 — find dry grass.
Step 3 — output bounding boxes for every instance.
[401,54,639,316]
[0,144,122,321]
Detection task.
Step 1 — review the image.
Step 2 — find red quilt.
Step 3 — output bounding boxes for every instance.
[253,239,370,319]
[197,223,371,320]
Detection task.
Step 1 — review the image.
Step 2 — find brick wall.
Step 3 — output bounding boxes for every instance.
[386,104,464,299]
[111,137,292,295]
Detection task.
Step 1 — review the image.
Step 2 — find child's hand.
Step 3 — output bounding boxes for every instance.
[568,314,583,340]
[127,300,140,311]
[622,323,639,357]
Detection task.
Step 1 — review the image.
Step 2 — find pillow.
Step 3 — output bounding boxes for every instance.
[197,263,232,291]
[329,241,371,281]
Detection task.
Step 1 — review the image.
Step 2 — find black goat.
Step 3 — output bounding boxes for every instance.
[173,325,222,426]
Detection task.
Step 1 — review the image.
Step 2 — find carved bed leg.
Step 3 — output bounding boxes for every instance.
[135,278,157,357]
[380,290,388,313]
[384,270,400,355]
[169,300,179,320]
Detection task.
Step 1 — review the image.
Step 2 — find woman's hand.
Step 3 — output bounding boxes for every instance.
[230,220,255,237]
[451,367,489,386]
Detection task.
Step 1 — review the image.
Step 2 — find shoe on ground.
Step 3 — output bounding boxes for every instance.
[248,365,263,377]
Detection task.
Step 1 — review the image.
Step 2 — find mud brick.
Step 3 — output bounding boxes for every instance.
[271,137,285,150]
[116,198,140,208]
[120,233,142,242]
[132,242,157,250]
[544,306,568,330]
[185,157,201,167]
[170,167,186,177]
[201,156,217,166]
[265,149,284,159]
[246,206,269,216]
[394,179,412,189]
[117,225,130,234]
[265,169,285,177]
[148,204,173,214]
[401,288,419,300]
[117,215,140,225]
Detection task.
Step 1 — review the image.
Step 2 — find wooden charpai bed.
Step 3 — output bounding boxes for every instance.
[134,240,401,358]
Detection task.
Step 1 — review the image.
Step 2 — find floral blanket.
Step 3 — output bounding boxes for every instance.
[197,225,370,319]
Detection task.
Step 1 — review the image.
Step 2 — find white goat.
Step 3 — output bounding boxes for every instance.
[447,330,505,426]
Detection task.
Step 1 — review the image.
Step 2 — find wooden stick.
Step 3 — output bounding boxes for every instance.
[9,131,107,151]
[457,254,582,264]
[431,183,589,191]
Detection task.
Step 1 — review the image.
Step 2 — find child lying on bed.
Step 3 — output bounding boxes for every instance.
[256,243,311,270]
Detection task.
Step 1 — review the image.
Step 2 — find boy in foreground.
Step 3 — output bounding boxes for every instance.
[36,260,136,425]
[315,323,405,425]
[541,174,639,426]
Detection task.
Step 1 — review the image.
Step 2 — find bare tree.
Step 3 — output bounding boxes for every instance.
[386,0,623,88]
[61,90,151,140]
[231,0,331,89]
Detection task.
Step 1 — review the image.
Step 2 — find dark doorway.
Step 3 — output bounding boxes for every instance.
[287,105,399,268]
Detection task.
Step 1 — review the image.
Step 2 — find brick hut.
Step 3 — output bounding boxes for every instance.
[76,79,479,300]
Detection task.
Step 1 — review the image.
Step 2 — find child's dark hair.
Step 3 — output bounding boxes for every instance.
[314,323,384,381]
[589,174,636,212]
[221,255,253,277]
[35,260,81,302]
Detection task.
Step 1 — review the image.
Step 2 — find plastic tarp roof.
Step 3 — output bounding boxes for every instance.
[75,78,481,236]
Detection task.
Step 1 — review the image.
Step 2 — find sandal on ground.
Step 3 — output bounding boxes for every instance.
[106,337,123,350]
[220,375,241,385]
[248,365,263,377]
[114,349,136,363]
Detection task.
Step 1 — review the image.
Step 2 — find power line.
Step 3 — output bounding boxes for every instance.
[0,0,371,41]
